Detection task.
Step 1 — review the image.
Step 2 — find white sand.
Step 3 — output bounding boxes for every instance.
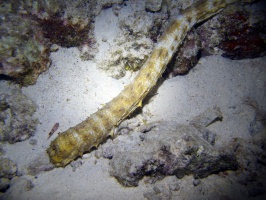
[0,4,266,200]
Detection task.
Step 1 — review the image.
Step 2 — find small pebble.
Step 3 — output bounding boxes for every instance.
[193,179,201,186]
[139,133,146,141]
[94,149,102,159]
[50,44,59,52]
[153,185,162,194]
[29,139,37,145]
[70,160,82,172]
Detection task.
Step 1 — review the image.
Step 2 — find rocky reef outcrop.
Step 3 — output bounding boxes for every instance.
[91,104,266,199]
[97,108,238,187]
[0,0,124,85]
[170,1,266,76]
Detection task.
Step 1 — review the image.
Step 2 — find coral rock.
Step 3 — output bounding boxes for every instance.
[106,108,237,187]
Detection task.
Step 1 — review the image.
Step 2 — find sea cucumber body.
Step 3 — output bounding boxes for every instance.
[47,0,247,167]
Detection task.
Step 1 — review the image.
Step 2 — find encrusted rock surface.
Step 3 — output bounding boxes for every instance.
[94,102,266,198]
[198,2,266,60]
[0,89,38,143]
[100,107,239,187]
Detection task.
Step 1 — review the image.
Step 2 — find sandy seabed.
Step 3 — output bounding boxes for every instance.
[1,5,266,200]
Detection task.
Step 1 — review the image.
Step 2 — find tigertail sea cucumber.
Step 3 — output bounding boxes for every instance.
[47,0,253,167]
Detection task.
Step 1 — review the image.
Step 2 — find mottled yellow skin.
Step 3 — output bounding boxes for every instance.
[47,0,250,167]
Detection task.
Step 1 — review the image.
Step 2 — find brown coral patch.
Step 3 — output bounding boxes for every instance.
[219,12,265,59]
[38,18,90,47]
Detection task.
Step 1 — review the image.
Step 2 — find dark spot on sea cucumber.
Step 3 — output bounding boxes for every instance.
[118,108,125,113]
[171,45,175,51]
